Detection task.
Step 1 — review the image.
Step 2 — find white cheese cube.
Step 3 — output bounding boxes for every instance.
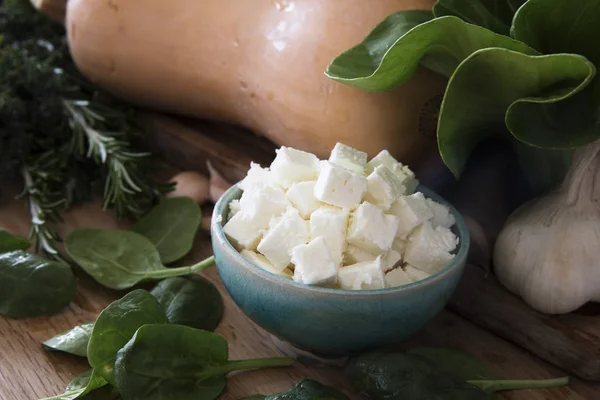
[269,147,320,188]
[404,221,456,274]
[383,249,402,272]
[347,202,399,254]
[404,265,432,283]
[392,236,407,256]
[314,161,367,209]
[291,236,338,286]
[343,244,376,265]
[239,186,289,229]
[241,250,293,278]
[364,165,406,210]
[390,192,434,238]
[367,150,418,194]
[228,199,241,221]
[309,207,349,266]
[239,162,278,191]
[285,181,322,219]
[257,208,309,270]
[338,256,386,290]
[368,149,400,172]
[223,212,263,251]
[328,142,368,174]
[435,225,460,253]
[385,267,413,287]
[427,199,456,228]
[397,165,419,194]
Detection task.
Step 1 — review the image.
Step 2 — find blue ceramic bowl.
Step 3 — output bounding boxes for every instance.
[211,184,470,356]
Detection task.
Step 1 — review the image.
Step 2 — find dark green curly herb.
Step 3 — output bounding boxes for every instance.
[0,0,171,256]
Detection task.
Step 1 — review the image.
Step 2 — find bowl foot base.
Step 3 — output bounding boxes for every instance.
[270,335,348,367]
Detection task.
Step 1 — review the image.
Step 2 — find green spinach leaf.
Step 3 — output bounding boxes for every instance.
[65,228,214,290]
[346,352,488,400]
[407,347,495,380]
[150,276,223,331]
[346,351,568,399]
[114,324,294,400]
[0,250,76,319]
[325,14,535,90]
[0,228,30,252]
[256,380,350,400]
[43,323,94,357]
[39,369,107,400]
[432,0,526,35]
[132,197,201,264]
[87,289,168,386]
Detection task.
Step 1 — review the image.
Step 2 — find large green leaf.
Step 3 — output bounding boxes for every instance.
[325,15,536,91]
[433,0,526,35]
[505,0,600,151]
[512,0,600,65]
[437,48,595,190]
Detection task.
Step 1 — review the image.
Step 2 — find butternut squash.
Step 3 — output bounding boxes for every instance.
[66,0,445,166]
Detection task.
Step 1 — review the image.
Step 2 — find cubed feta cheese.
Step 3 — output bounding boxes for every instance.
[364,165,406,210]
[228,199,241,221]
[344,246,399,271]
[434,225,460,253]
[291,236,338,286]
[223,212,263,251]
[367,150,418,194]
[241,249,293,278]
[239,162,278,191]
[404,221,456,274]
[309,207,349,266]
[392,236,407,256]
[314,161,367,209]
[427,198,456,228]
[368,149,400,172]
[343,244,376,265]
[390,192,434,238]
[385,267,413,287]
[328,142,368,174]
[286,181,322,219]
[239,186,289,229]
[383,249,402,272]
[269,147,320,188]
[257,208,310,270]
[347,202,399,254]
[404,265,432,283]
[338,256,386,290]
[397,165,419,194]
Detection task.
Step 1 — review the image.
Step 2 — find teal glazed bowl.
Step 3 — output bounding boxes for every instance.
[211,184,470,356]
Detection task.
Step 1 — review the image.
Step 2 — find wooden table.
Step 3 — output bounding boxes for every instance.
[0,186,599,400]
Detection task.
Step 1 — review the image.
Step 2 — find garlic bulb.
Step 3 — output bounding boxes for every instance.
[493,141,600,314]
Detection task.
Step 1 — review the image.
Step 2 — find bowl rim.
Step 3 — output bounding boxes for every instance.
[211,182,470,296]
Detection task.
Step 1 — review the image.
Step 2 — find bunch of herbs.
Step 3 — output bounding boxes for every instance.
[0,0,171,256]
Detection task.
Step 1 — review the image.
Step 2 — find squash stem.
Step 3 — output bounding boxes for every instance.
[468,376,569,393]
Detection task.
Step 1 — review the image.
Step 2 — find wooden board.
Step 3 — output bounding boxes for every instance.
[1,176,599,400]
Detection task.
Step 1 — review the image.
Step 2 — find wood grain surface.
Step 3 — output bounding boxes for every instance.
[0,183,599,400]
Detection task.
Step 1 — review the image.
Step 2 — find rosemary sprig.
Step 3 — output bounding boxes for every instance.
[0,0,172,255]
